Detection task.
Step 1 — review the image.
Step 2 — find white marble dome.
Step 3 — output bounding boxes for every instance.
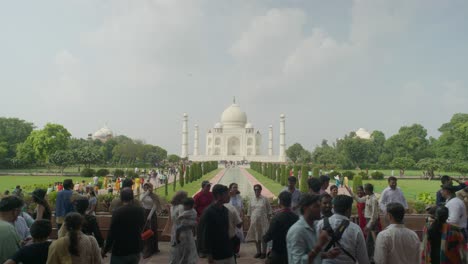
[92,126,113,142]
[221,103,247,128]
[355,128,371,139]
[245,123,253,129]
[214,122,223,129]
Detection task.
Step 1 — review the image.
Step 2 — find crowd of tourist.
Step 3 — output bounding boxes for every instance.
[1,171,468,264]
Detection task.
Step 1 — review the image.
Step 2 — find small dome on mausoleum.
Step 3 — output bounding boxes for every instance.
[245,123,253,129]
[92,126,113,142]
[355,128,371,139]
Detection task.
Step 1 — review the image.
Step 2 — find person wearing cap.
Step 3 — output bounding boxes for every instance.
[0,196,23,263]
[281,176,302,215]
[436,175,466,206]
[440,183,467,237]
[32,189,51,221]
[140,182,162,258]
[193,180,214,219]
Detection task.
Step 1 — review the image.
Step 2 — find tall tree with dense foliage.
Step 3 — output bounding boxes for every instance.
[286,143,306,163]
[433,113,468,161]
[390,157,415,177]
[22,123,71,164]
[0,118,34,166]
[384,124,432,162]
[49,150,75,174]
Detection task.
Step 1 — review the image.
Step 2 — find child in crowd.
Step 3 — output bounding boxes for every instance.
[174,197,197,245]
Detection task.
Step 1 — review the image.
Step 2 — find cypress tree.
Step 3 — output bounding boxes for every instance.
[179,165,184,187]
[185,166,190,184]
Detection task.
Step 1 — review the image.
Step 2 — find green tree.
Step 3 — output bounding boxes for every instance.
[0,118,34,165]
[286,143,306,163]
[384,124,432,162]
[336,133,372,169]
[453,162,468,177]
[300,165,308,193]
[25,123,71,164]
[312,142,337,168]
[416,158,450,178]
[434,113,468,161]
[390,157,415,177]
[179,165,185,187]
[185,165,191,184]
[75,146,102,168]
[168,154,181,163]
[49,150,75,174]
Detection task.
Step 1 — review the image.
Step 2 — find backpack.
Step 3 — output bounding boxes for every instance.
[322,217,356,262]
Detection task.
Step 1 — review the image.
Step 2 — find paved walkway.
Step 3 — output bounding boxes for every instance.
[218,167,254,198]
[103,241,265,264]
[240,167,276,199]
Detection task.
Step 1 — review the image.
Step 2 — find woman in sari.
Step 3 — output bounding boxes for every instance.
[421,205,466,264]
[140,182,162,258]
[356,186,367,234]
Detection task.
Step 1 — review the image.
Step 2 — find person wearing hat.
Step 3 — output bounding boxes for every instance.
[193,180,214,219]
[31,189,51,221]
[440,183,467,238]
[140,182,162,258]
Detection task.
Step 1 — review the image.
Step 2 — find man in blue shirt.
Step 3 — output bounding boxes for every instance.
[55,179,75,230]
[287,194,340,264]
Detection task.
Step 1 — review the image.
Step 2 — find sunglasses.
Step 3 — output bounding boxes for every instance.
[254,189,261,191]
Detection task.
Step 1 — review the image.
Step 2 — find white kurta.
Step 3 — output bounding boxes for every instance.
[245,195,271,242]
[169,205,198,264]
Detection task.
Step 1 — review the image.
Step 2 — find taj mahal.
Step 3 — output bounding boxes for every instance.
[181,100,286,162]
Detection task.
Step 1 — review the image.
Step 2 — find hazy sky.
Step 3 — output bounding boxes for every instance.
[1,0,467,155]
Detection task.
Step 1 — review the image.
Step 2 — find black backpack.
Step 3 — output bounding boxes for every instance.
[322,217,356,262]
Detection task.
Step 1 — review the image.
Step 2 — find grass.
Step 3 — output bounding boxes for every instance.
[246,169,285,196]
[340,169,460,177]
[0,175,94,193]
[347,179,441,201]
[155,169,222,201]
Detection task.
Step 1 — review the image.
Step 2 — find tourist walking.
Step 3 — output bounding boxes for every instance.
[169,191,198,264]
[246,184,272,259]
[320,193,333,218]
[194,181,214,219]
[47,213,101,264]
[379,176,408,213]
[55,179,76,230]
[281,176,302,214]
[319,175,330,194]
[228,183,244,256]
[0,196,23,263]
[316,195,370,264]
[440,183,467,238]
[109,179,142,212]
[374,203,420,264]
[263,191,299,264]
[286,194,340,264]
[86,190,97,216]
[355,186,367,233]
[307,178,321,195]
[140,182,162,258]
[347,184,380,262]
[421,206,467,264]
[32,189,51,221]
[4,219,52,264]
[102,188,146,264]
[198,184,235,264]
[58,197,104,247]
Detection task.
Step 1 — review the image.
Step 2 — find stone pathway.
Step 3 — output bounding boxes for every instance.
[103,241,265,264]
[218,167,254,198]
[239,167,276,199]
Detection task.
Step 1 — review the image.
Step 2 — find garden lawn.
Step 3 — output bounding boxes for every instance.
[155,168,222,201]
[246,169,285,196]
[348,178,441,201]
[0,176,93,193]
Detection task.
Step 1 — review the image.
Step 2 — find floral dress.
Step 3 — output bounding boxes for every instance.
[246,195,271,242]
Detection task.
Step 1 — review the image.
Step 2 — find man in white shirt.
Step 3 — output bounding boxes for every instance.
[441,183,467,232]
[316,195,370,264]
[379,176,408,212]
[374,203,420,264]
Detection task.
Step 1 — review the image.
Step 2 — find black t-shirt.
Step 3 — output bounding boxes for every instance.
[11,241,51,264]
[198,204,233,260]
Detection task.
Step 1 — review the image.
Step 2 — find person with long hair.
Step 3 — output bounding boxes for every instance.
[32,189,51,221]
[421,206,466,264]
[140,182,162,258]
[355,186,367,233]
[47,212,101,264]
[86,190,97,216]
[58,197,104,247]
[246,184,272,259]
